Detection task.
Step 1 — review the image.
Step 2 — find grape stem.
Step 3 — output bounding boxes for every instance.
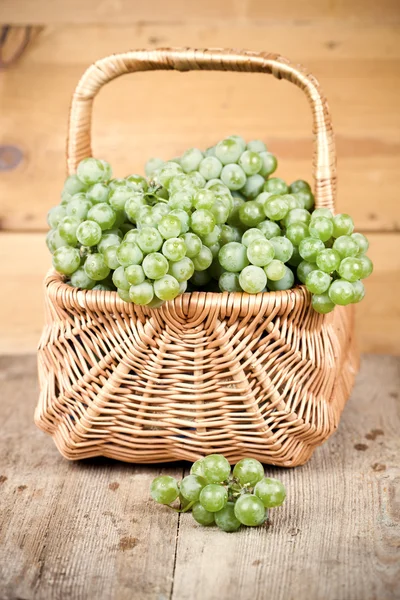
[167,500,195,513]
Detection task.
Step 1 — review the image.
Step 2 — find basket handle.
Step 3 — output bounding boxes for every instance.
[67,48,336,210]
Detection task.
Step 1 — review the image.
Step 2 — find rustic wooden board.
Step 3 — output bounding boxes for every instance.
[0,23,399,231]
[0,232,399,356]
[0,354,399,599]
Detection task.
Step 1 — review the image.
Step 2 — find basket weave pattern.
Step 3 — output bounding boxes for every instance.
[35,48,359,466]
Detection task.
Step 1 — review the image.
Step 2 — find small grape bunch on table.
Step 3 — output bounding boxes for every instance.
[150,454,286,533]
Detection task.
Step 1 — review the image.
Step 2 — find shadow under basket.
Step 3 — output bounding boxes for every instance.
[35,47,360,466]
[36,271,359,466]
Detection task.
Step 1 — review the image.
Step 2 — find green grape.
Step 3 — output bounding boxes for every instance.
[199,484,228,512]
[168,209,190,234]
[338,257,364,282]
[109,178,128,190]
[238,150,262,175]
[87,203,116,230]
[169,173,195,195]
[257,220,282,239]
[287,246,302,267]
[220,225,241,245]
[255,191,273,209]
[316,248,341,273]
[210,199,231,225]
[215,138,243,165]
[284,208,311,228]
[154,275,180,301]
[241,174,264,199]
[93,283,114,292]
[289,179,311,194]
[247,238,275,267]
[358,255,373,279]
[332,235,359,259]
[123,229,140,243]
[52,246,80,276]
[150,475,179,505]
[47,205,67,229]
[148,297,165,308]
[239,201,264,227]
[117,288,131,302]
[117,241,144,266]
[180,233,202,258]
[220,164,246,191]
[180,148,203,173]
[264,196,289,221]
[202,454,231,483]
[233,458,264,486]
[309,216,333,242]
[154,162,182,189]
[198,156,223,180]
[219,242,249,273]
[192,189,214,211]
[190,210,216,237]
[186,171,206,190]
[228,135,246,151]
[168,257,195,282]
[126,174,148,193]
[351,232,369,255]
[46,229,69,253]
[97,232,122,253]
[219,272,242,292]
[204,145,216,157]
[137,206,155,228]
[125,194,147,222]
[311,207,333,220]
[112,266,130,291]
[312,292,335,314]
[332,213,354,237]
[190,459,205,477]
[259,152,277,177]
[129,281,154,305]
[305,270,331,294]
[137,227,163,254]
[263,177,288,195]
[270,236,293,262]
[70,267,96,290]
[328,279,355,305]
[108,187,135,212]
[226,196,245,227]
[103,244,121,269]
[352,280,365,303]
[84,253,110,281]
[264,259,286,281]
[268,266,295,291]
[162,238,187,262]
[202,226,221,247]
[166,191,191,212]
[241,228,265,247]
[190,270,212,287]
[215,502,241,532]
[77,157,110,185]
[297,260,318,284]
[63,174,87,196]
[286,222,309,246]
[125,264,145,286]
[58,216,80,245]
[299,237,325,262]
[192,502,215,526]
[87,182,110,204]
[234,494,265,526]
[152,203,171,224]
[254,477,286,507]
[192,246,213,271]
[143,253,169,279]
[113,210,126,229]
[247,140,266,152]
[99,159,112,180]
[180,475,207,502]
[285,194,303,210]
[145,157,164,177]
[293,190,315,211]
[239,265,267,293]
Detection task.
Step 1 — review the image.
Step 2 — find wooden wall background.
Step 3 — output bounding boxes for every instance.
[0,0,399,354]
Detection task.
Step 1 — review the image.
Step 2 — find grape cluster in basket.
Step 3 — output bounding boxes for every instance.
[150,455,286,532]
[46,135,373,313]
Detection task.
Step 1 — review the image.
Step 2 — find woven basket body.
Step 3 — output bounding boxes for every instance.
[35,48,359,466]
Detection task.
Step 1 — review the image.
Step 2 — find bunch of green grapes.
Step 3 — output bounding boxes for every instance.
[46,137,373,313]
[150,454,286,532]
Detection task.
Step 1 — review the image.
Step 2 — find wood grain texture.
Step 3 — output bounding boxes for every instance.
[0,23,399,230]
[0,354,399,599]
[0,232,399,356]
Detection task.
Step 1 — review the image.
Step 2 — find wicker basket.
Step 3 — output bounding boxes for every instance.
[35,48,359,467]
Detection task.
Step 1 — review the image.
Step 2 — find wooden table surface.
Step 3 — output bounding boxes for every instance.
[0,354,399,600]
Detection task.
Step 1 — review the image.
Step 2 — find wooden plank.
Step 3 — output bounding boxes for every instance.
[0,355,182,599]
[0,354,399,599]
[0,232,399,355]
[171,354,400,600]
[2,0,399,24]
[0,24,399,231]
